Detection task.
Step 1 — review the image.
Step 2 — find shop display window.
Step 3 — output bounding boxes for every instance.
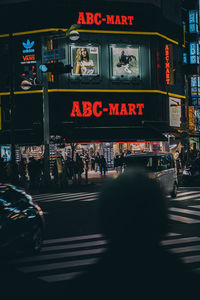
[70,45,99,76]
[110,45,140,78]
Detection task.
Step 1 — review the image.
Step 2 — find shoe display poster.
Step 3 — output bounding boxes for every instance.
[111,46,139,77]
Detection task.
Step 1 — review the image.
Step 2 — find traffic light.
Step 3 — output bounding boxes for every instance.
[39,62,72,74]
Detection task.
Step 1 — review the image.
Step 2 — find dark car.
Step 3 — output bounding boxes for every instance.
[0,183,45,256]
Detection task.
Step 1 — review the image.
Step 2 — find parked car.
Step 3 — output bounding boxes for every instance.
[124,152,178,197]
[0,183,45,256]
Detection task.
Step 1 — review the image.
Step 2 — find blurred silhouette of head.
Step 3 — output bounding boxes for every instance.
[98,168,168,244]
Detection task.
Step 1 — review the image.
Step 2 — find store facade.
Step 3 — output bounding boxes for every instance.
[0,2,186,167]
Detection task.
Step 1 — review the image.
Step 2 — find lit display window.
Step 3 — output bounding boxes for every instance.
[110,45,139,78]
[70,45,99,76]
[183,52,187,64]
[194,107,200,132]
[191,75,200,100]
[189,10,199,33]
[190,42,199,64]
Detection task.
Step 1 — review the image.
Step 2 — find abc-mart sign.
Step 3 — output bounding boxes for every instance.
[77,12,134,26]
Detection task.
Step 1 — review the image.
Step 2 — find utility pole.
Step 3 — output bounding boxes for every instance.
[9,32,16,164]
[42,70,51,185]
[41,37,51,186]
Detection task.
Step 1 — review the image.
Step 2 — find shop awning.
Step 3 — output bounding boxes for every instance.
[60,126,167,143]
[0,130,43,146]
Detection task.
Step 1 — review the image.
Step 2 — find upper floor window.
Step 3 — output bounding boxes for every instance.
[190,42,199,64]
[189,10,199,33]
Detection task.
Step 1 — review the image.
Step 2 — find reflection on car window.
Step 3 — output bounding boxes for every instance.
[125,156,158,171]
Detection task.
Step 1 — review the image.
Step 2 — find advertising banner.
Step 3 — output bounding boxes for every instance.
[1,145,11,162]
[169,97,181,127]
[194,107,200,132]
[111,46,139,77]
[189,106,195,131]
[71,46,99,75]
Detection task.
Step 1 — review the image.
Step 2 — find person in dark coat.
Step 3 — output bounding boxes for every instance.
[0,157,7,183]
[62,168,200,300]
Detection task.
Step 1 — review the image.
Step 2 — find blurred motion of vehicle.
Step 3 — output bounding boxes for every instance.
[182,165,200,186]
[0,184,45,256]
[124,152,178,197]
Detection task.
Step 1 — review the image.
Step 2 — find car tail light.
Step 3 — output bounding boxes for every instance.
[33,201,44,216]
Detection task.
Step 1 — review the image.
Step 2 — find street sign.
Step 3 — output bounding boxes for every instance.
[42,48,65,63]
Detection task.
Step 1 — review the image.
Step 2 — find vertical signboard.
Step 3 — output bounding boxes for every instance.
[189,106,195,131]
[165,44,174,85]
[0,96,1,131]
[194,107,200,132]
[169,97,181,127]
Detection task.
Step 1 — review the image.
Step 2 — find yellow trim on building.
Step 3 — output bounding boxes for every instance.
[0,96,2,131]
[0,92,10,96]
[6,89,185,99]
[12,28,64,36]
[0,34,9,38]
[0,27,179,45]
[168,92,186,99]
[14,90,43,95]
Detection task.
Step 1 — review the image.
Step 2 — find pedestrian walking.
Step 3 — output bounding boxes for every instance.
[99,155,107,176]
[84,153,89,184]
[28,157,39,191]
[0,157,7,183]
[76,153,84,185]
[95,152,100,172]
[18,158,27,188]
[64,168,200,300]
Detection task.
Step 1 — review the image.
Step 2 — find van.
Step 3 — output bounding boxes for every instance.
[124,152,178,198]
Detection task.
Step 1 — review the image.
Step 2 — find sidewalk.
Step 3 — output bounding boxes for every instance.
[30,170,117,194]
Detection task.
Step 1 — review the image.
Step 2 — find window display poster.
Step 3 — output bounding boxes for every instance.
[71,46,99,75]
[1,145,11,162]
[111,46,139,77]
[194,107,200,132]
[169,97,181,127]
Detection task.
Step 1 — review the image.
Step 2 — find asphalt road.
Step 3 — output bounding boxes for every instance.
[2,181,200,299]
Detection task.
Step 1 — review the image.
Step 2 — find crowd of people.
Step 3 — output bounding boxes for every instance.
[0,152,109,190]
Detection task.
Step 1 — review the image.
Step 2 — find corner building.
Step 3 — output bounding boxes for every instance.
[0,0,186,166]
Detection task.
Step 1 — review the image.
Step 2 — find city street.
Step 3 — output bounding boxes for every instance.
[2,181,200,292]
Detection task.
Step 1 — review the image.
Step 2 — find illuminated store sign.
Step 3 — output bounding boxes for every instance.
[70,101,144,117]
[165,44,173,85]
[169,97,181,127]
[21,39,36,64]
[77,12,134,26]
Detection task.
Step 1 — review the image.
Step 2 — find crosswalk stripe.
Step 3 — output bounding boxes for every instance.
[189,205,200,209]
[33,192,98,201]
[183,255,200,264]
[61,194,98,202]
[176,191,200,197]
[38,271,82,282]
[169,207,200,217]
[18,257,99,273]
[168,214,200,224]
[43,233,104,245]
[11,247,107,264]
[170,245,200,254]
[33,192,90,199]
[41,239,108,253]
[9,232,200,283]
[161,236,200,246]
[175,193,200,201]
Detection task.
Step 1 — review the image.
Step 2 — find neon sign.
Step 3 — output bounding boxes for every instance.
[22,40,35,54]
[165,44,173,85]
[77,12,134,26]
[70,101,144,117]
[22,54,36,62]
